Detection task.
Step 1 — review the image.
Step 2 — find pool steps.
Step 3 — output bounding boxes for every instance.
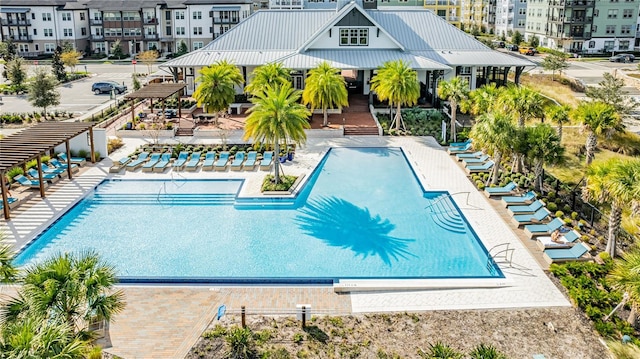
[90,193,236,206]
[428,194,467,234]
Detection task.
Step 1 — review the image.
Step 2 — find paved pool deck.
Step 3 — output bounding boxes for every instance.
[0,136,569,359]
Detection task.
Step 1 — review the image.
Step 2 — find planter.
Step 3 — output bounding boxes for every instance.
[279,156,287,163]
[287,152,294,161]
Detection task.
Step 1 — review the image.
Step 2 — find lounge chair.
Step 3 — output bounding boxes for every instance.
[260,151,274,170]
[447,143,473,154]
[141,153,162,172]
[484,182,518,197]
[126,152,150,171]
[243,151,258,170]
[0,197,18,210]
[153,153,172,173]
[49,159,79,173]
[507,199,545,216]
[462,154,491,165]
[543,242,592,264]
[185,152,202,171]
[214,152,230,171]
[109,157,131,173]
[14,174,47,189]
[172,151,189,171]
[58,153,86,167]
[501,190,537,207]
[511,208,552,227]
[455,151,483,161]
[524,217,565,238]
[450,139,472,148]
[202,152,216,171]
[465,160,494,174]
[230,152,245,171]
[27,168,60,183]
[40,163,68,178]
[536,230,581,250]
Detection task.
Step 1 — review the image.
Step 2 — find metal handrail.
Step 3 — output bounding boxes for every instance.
[424,191,471,211]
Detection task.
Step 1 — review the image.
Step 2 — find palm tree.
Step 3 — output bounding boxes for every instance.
[302,61,349,127]
[370,60,420,131]
[462,83,503,116]
[193,60,244,125]
[609,249,640,326]
[469,113,517,185]
[2,251,125,337]
[583,158,640,257]
[0,244,17,283]
[438,76,470,142]
[244,62,291,97]
[0,317,91,358]
[547,104,571,142]
[243,83,310,184]
[524,124,565,192]
[571,101,623,166]
[500,85,545,127]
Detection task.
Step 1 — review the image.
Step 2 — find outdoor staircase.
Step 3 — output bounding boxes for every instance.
[342,95,380,136]
[427,194,467,234]
[89,193,236,206]
[343,126,379,136]
[175,127,194,136]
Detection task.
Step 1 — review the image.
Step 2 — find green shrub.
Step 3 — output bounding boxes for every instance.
[419,342,463,359]
[468,344,507,359]
[202,324,227,339]
[563,204,572,213]
[225,326,256,359]
[547,202,558,212]
[78,149,89,159]
[571,212,579,220]
[547,191,556,199]
[108,138,124,154]
[555,211,564,218]
[293,332,304,344]
[6,167,24,182]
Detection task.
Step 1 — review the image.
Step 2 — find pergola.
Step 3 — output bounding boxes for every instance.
[0,122,97,220]
[123,83,187,124]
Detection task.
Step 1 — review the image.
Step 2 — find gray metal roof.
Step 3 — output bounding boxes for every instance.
[280,50,450,70]
[0,0,71,6]
[163,51,292,67]
[414,50,534,67]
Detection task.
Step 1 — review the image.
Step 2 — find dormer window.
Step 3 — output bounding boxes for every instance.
[340,28,368,46]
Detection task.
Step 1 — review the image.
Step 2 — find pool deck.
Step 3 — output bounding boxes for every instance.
[0,136,570,359]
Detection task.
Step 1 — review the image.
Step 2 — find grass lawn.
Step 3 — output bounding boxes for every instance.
[519,74,581,107]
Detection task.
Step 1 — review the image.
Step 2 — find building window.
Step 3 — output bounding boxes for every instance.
[43,13,52,21]
[44,28,53,37]
[339,28,368,46]
[104,12,121,21]
[588,40,595,48]
[176,27,185,35]
[81,27,87,36]
[147,42,158,50]
[105,28,123,36]
[518,8,526,15]
[18,44,29,52]
[604,40,614,50]
[193,27,202,35]
[45,43,55,53]
[517,19,525,27]
[193,41,203,50]
[35,44,39,51]
[80,13,85,20]
[605,25,616,34]
[619,40,630,50]
[621,25,632,34]
[33,29,37,35]
[193,11,202,20]
[62,13,71,21]
[607,9,618,18]
[176,11,185,20]
[623,9,633,18]
[123,12,140,21]
[123,28,141,36]
[165,26,172,36]
[537,9,542,17]
[63,28,73,37]
[95,42,106,53]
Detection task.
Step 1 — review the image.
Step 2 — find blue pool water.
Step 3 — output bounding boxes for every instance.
[15,147,503,282]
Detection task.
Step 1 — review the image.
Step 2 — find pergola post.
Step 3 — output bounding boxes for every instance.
[178,94,182,118]
[36,156,45,198]
[131,98,135,124]
[65,140,73,180]
[1,173,10,220]
[150,98,153,114]
[89,128,96,164]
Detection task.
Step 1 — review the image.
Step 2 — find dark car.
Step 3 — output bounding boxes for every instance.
[506,44,519,51]
[92,81,127,95]
[609,54,635,63]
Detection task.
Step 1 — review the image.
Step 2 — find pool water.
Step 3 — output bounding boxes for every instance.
[15,147,503,282]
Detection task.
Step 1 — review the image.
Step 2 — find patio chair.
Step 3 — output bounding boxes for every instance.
[465,160,494,174]
[58,153,87,167]
[506,199,545,216]
[185,152,202,171]
[230,152,246,171]
[172,151,189,170]
[455,151,483,161]
[49,159,79,173]
[153,153,173,173]
[511,208,552,227]
[484,182,518,197]
[462,154,490,165]
[524,217,565,238]
[214,152,230,171]
[202,152,216,171]
[126,152,150,171]
[447,143,473,155]
[27,168,60,183]
[543,242,592,264]
[260,151,274,171]
[109,157,131,173]
[500,190,537,207]
[40,163,68,178]
[141,153,162,172]
[13,174,47,189]
[536,230,581,250]
[449,139,472,148]
[243,151,258,170]
[0,197,19,210]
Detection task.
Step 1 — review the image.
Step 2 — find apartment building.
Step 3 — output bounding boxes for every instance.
[461,0,485,31]
[0,0,90,58]
[494,0,526,37]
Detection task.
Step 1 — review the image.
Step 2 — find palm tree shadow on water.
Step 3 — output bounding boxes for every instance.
[294,196,416,266]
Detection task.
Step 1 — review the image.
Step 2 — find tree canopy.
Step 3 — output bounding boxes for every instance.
[302,61,349,127]
[27,67,60,118]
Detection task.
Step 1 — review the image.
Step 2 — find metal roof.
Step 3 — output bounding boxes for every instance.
[163,51,292,67]
[0,122,96,174]
[281,50,450,70]
[124,83,186,99]
[414,50,535,67]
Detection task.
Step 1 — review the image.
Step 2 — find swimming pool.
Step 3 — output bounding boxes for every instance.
[15,147,503,283]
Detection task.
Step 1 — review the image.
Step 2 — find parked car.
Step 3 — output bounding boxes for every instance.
[92,81,127,95]
[609,54,635,63]
[492,40,506,48]
[164,109,177,119]
[506,44,519,51]
[519,47,536,56]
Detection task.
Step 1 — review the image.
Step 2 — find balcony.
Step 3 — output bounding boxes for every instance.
[11,35,32,42]
[213,17,240,24]
[143,17,157,24]
[1,19,31,26]
[144,33,159,40]
[90,19,103,26]
[17,51,43,58]
[91,34,104,40]
[565,0,594,5]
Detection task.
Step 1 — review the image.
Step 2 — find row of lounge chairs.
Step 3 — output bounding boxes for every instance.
[449,146,496,175]
[111,151,275,173]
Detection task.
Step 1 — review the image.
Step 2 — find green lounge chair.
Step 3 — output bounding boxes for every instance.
[185,152,202,171]
[484,182,517,197]
[230,152,245,171]
[462,154,490,165]
[214,152,230,171]
[465,160,494,174]
[243,151,258,170]
[126,152,150,171]
[507,199,545,215]
[511,208,552,227]
[58,153,86,167]
[524,217,565,238]
[172,151,189,170]
[501,190,536,207]
[543,242,592,264]
[14,174,47,189]
[536,230,581,250]
[455,151,483,161]
[27,168,60,183]
[202,152,216,171]
[260,151,274,170]
[109,157,131,173]
[141,153,162,172]
[153,153,173,173]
